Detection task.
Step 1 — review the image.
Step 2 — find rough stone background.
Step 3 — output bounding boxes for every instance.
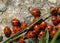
[0,0,60,43]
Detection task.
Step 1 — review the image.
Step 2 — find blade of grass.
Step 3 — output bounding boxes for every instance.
[7,34,23,43]
[2,13,49,43]
[25,38,38,43]
[39,29,49,43]
[46,29,49,43]
[50,28,60,43]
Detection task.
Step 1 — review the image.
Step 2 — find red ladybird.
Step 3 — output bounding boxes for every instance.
[25,31,36,38]
[56,24,60,30]
[39,21,47,29]
[19,37,25,43]
[30,8,41,17]
[50,29,56,38]
[12,26,21,33]
[11,18,20,26]
[21,21,27,29]
[33,25,40,34]
[4,26,12,37]
[57,6,60,15]
[46,24,53,32]
[38,31,44,40]
[51,16,58,25]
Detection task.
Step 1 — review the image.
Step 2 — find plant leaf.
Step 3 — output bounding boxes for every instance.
[56,39,60,43]
[25,38,38,43]
[39,29,49,43]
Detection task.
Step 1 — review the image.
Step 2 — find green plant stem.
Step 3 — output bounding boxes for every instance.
[7,34,24,43]
[50,28,60,43]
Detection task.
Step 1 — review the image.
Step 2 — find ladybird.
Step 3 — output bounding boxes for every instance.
[33,25,40,34]
[39,21,47,29]
[38,31,44,40]
[51,16,58,25]
[50,29,56,38]
[21,21,27,29]
[57,6,60,15]
[30,8,41,17]
[46,24,53,32]
[19,37,25,43]
[25,31,36,38]
[4,26,12,37]
[11,18,20,26]
[12,26,21,33]
[56,24,60,30]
